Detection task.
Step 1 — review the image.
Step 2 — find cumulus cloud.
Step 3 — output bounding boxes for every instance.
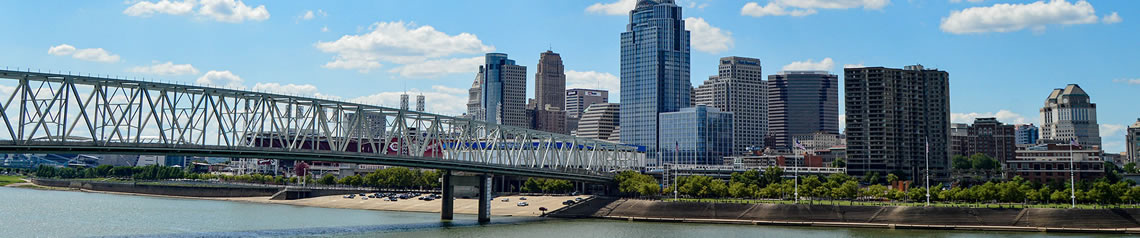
[196,70,245,88]
[1113,78,1140,85]
[949,0,986,3]
[742,0,888,17]
[123,0,269,23]
[387,57,484,78]
[47,44,120,63]
[123,0,195,16]
[585,0,636,15]
[315,21,494,75]
[940,0,1112,34]
[950,110,1032,125]
[782,58,835,71]
[298,9,326,22]
[684,17,734,54]
[843,63,865,68]
[1102,12,1122,24]
[251,82,340,99]
[566,70,620,100]
[127,61,200,76]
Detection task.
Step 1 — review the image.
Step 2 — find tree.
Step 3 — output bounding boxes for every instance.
[886,173,899,187]
[319,174,337,185]
[831,158,846,168]
[834,180,859,200]
[615,170,660,197]
[1124,163,1138,174]
[728,182,750,198]
[952,155,971,170]
[762,167,783,186]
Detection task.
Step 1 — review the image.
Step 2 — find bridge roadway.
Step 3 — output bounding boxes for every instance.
[0,69,645,222]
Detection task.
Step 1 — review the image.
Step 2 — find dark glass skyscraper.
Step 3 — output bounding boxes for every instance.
[480,53,528,127]
[620,0,690,164]
[767,71,839,149]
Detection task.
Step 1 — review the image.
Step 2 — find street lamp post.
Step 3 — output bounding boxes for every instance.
[925,137,931,207]
[1070,139,1077,209]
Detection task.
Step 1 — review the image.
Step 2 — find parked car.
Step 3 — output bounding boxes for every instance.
[575,197,584,202]
[500,198,510,202]
[423,197,435,201]
[343,194,355,199]
[387,197,398,202]
[519,197,527,200]
[517,202,528,207]
[562,200,576,205]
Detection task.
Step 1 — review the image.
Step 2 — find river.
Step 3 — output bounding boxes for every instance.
[0,187,1111,237]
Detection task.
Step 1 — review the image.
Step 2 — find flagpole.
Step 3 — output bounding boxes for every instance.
[1070,139,1076,209]
[925,137,930,207]
[794,139,800,204]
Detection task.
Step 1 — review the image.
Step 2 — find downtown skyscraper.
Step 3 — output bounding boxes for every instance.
[620,0,690,164]
[1039,84,1101,147]
[694,56,765,153]
[480,53,528,127]
[767,71,839,149]
[532,50,567,134]
[845,65,950,180]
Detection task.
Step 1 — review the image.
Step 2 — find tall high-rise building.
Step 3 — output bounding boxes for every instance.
[466,70,484,120]
[620,0,690,165]
[480,53,528,127]
[1015,124,1039,145]
[1039,84,1100,147]
[768,71,839,149]
[845,65,950,180]
[575,103,621,143]
[694,56,765,154]
[1127,118,1140,164]
[950,118,1017,163]
[565,89,608,132]
[532,51,567,133]
[659,105,733,165]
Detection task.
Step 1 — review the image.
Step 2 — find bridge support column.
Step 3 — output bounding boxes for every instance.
[478,173,492,223]
[441,170,453,221]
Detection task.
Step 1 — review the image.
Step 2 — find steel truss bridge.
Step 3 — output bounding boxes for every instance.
[0,69,644,183]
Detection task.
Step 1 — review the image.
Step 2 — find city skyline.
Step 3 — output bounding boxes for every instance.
[0,0,1136,152]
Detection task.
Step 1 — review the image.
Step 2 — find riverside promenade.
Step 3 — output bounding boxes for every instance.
[550,198,1140,234]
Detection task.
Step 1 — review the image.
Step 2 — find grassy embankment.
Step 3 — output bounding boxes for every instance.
[0,175,26,186]
[664,198,1140,209]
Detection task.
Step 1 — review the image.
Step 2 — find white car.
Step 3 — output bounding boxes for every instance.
[517,202,529,207]
[500,198,510,202]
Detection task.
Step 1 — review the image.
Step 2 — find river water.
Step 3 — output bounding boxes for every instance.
[0,187,1112,237]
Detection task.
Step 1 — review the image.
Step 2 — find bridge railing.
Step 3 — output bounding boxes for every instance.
[0,70,644,177]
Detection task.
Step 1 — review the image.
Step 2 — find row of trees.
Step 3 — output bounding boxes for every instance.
[522,178,574,193]
[35,165,187,180]
[618,167,1140,205]
[317,167,441,189]
[951,153,1001,171]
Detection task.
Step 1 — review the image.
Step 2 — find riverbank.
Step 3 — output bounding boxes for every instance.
[552,199,1140,234]
[26,178,585,217]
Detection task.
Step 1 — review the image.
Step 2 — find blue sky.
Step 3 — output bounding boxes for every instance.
[0,0,1136,152]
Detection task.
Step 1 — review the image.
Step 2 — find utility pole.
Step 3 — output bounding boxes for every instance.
[925,137,930,207]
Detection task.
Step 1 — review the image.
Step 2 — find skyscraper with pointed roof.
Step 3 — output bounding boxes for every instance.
[1039,84,1101,147]
[620,0,690,165]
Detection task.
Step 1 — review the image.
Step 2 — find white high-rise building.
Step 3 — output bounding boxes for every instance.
[694,56,765,153]
[1039,84,1101,147]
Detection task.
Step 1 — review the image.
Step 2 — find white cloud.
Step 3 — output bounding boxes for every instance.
[782,58,835,71]
[679,0,710,9]
[1102,12,1122,24]
[123,0,195,16]
[198,0,269,23]
[124,0,269,23]
[351,86,469,115]
[566,70,620,100]
[47,44,120,63]
[315,21,494,75]
[684,17,734,54]
[298,9,326,22]
[387,57,483,78]
[251,82,340,99]
[741,2,817,17]
[843,63,865,68]
[950,110,1032,124]
[321,26,329,32]
[196,70,245,88]
[940,0,1105,34]
[127,61,200,76]
[1113,78,1140,85]
[950,0,987,3]
[585,0,636,16]
[741,0,887,17]
[1101,124,1126,137]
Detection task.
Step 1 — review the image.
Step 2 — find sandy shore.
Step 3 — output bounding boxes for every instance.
[217,194,589,217]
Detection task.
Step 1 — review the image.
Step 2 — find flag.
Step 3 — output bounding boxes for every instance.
[794,139,806,151]
[1070,138,1079,146]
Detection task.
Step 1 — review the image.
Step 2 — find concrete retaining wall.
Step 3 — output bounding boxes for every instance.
[553,199,1140,230]
[32,179,278,197]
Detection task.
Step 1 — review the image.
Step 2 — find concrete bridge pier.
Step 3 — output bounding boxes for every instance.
[441,170,453,221]
[478,174,492,223]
